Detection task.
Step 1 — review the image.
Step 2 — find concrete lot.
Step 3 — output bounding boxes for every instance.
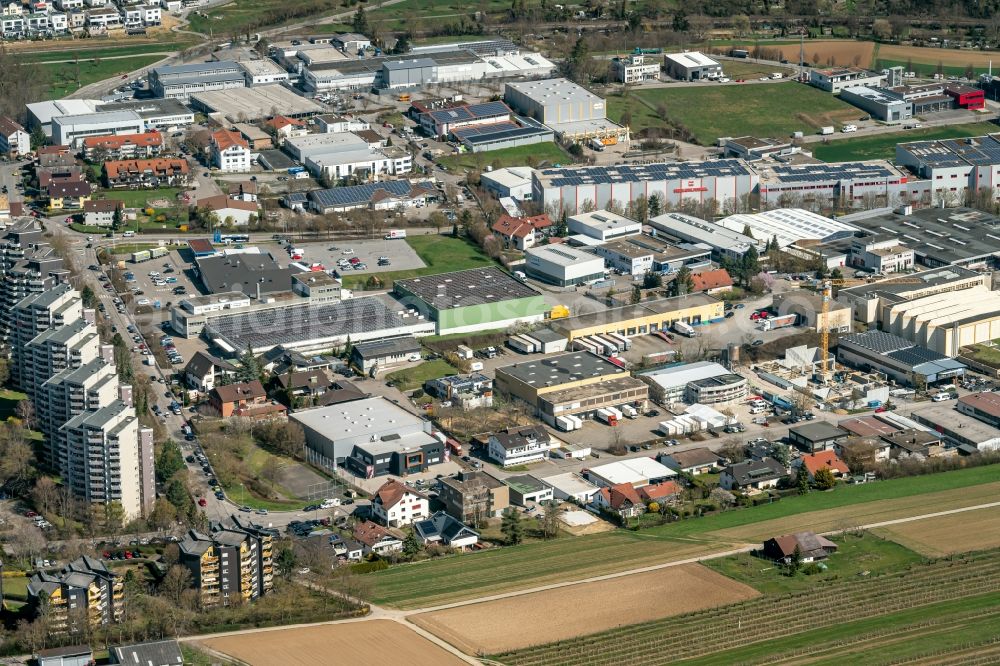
[285,237,426,277]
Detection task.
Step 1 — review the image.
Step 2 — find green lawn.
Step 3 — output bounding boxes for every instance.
[0,389,27,421]
[16,40,195,63]
[102,187,183,209]
[813,122,996,162]
[631,82,860,145]
[438,142,570,172]
[340,234,494,290]
[370,464,1000,608]
[384,359,457,391]
[108,243,159,255]
[41,55,165,97]
[2,575,29,600]
[186,0,343,35]
[704,534,923,595]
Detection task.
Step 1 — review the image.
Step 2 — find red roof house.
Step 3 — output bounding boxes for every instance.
[491,213,553,251]
[796,450,850,480]
[690,268,734,294]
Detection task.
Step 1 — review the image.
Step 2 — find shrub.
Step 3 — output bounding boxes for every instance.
[350,559,388,574]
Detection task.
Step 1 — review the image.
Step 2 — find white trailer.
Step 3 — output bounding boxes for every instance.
[596,408,619,426]
[555,415,577,431]
[607,332,631,351]
[673,321,696,337]
[607,406,624,421]
[508,335,537,354]
[594,334,620,355]
[621,405,638,419]
[586,336,618,356]
[573,338,600,354]
[567,414,584,429]
[455,345,474,360]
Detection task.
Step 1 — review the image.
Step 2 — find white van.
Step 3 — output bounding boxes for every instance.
[320,498,340,508]
[122,231,135,237]
[841,124,858,133]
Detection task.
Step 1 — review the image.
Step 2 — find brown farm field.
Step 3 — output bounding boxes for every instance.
[200,620,467,666]
[873,506,1000,557]
[879,43,1000,68]
[410,564,758,655]
[705,481,1000,542]
[764,40,875,67]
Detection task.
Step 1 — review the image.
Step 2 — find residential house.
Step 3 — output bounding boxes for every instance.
[227,180,258,202]
[836,435,891,464]
[370,478,429,527]
[0,116,31,156]
[413,511,480,550]
[196,194,259,226]
[487,425,552,467]
[109,639,183,666]
[659,447,722,475]
[762,531,838,563]
[265,115,307,142]
[103,158,190,188]
[438,470,509,524]
[689,268,734,295]
[27,556,124,632]
[82,198,124,227]
[211,129,251,172]
[504,474,554,506]
[209,380,286,420]
[275,371,365,409]
[491,213,553,251]
[82,131,163,160]
[233,123,272,151]
[329,534,364,561]
[637,480,681,504]
[47,180,92,209]
[592,482,645,519]
[788,421,848,453]
[881,429,947,459]
[793,450,850,481]
[183,350,237,392]
[720,456,787,491]
[38,165,84,189]
[424,372,493,410]
[352,520,403,556]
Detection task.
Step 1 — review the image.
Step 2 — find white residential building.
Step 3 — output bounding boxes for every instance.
[211,129,251,172]
[370,479,429,527]
[0,116,31,156]
[487,426,551,467]
[611,53,661,84]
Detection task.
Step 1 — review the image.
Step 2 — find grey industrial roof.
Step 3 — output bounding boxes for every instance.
[422,101,510,124]
[496,350,626,387]
[790,421,847,441]
[96,97,191,119]
[258,149,298,170]
[111,640,184,666]
[841,207,1000,266]
[898,133,1000,168]
[536,159,752,188]
[290,396,425,438]
[352,336,421,359]
[395,266,540,310]
[840,330,914,355]
[154,60,241,76]
[838,265,980,297]
[524,327,565,343]
[452,120,553,145]
[205,296,413,350]
[196,253,300,296]
[384,57,436,70]
[757,160,905,184]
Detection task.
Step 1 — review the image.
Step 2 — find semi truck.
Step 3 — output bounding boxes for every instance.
[759,313,798,331]
[673,321,696,337]
[384,229,407,239]
[596,408,619,426]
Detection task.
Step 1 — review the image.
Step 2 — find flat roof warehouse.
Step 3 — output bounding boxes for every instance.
[394,267,539,310]
[535,160,753,188]
[497,351,627,387]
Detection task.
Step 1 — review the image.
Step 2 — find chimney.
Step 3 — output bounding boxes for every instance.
[119,384,134,407]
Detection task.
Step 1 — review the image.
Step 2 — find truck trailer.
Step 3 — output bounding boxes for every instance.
[596,408,619,426]
[384,229,407,239]
[759,313,798,331]
[673,321,696,337]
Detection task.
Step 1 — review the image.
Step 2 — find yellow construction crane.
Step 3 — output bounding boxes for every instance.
[788,276,925,383]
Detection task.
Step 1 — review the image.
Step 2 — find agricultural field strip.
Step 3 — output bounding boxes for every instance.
[492,550,1000,665]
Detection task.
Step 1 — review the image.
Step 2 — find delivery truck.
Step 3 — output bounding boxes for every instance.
[384,229,407,239]
[673,321,696,337]
[596,408,619,426]
[759,313,798,331]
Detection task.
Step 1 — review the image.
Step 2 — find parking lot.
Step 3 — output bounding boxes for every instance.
[277,238,426,277]
[118,248,201,310]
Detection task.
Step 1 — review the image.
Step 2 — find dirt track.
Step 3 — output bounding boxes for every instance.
[410,564,758,655]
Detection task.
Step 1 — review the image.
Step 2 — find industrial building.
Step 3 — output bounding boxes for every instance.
[494,351,648,426]
[840,206,1000,269]
[534,159,757,214]
[51,110,144,148]
[719,208,858,249]
[593,235,711,276]
[480,166,535,201]
[551,294,724,340]
[721,136,796,162]
[773,290,853,333]
[190,85,324,123]
[907,404,1000,452]
[302,180,437,213]
[838,266,987,326]
[292,397,444,476]
[95,98,195,129]
[504,78,628,142]
[879,284,1000,356]
[611,53,661,83]
[638,361,748,405]
[283,132,411,181]
[196,252,299,297]
[663,51,722,81]
[895,133,1000,205]
[837,330,966,386]
[648,211,761,261]
[451,118,555,153]
[585,458,676,488]
[840,86,913,122]
[239,59,290,86]
[524,244,606,286]
[755,161,914,209]
[957,391,1000,428]
[149,61,247,99]
[567,209,642,242]
[808,67,885,93]
[415,100,512,137]
[393,266,547,335]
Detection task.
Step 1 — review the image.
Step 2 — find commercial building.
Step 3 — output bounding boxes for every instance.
[51,110,144,148]
[196,252,298,297]
[415,100,512,137]
[239,59,289,86]
[283,132,411,181]
[648,211,761,261]
[755,161,913,209]
[837,330,966,386]
[721,136,796,162]
[611,53,661,83]
[350,336,421,374]
[304,180,437,213]
[809,67,885,93]
[190,85,325,123]
[450,117,555,153]
[878,285,1000,356]
[593,235,710,276]
[524,244,606,286]
[539,472,600,503]
[638,361,748,405]
[494,350,648,425]
[957,391,1000,428]
[438,470,509,523]
[944,84,985,109]
[663,51,722,81]
[551,294,724,340]
[837,265,987,326]
[488,425,552,467]
[96,98,195,130]
[772,290,853,333]
[504,78,627,142]
[895,133,1000,206]
[504,474,554,506]
[908,404,1000,452]
[26,98,100,138]
[534,159,757,215]
[567,209,642,242]
[585,458,676,488]
[481,166,535,201]
[149,61,246,99]
[291,397,443,477]
[28,557,123,632]
[719,208,858,249]
[840,86,913,122]
[178,517,275,608]
[393,266,547,335]
[846,232,916,274]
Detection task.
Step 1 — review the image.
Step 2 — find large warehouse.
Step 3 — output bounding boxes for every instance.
[719,208,858,249]
[149,61,247,99]
[533,160,758,214]
[504,78,628,142]
[838,266,987,326]
[551,294,724,340]
[649,212,761,261]
[663,51,723,81]
[755,161,915,209]
[895,133,1000,205]
[837,330,966,386]
[190,85,325,122]
[524,245,606,286]
[494,351,648,426]
[638,361,748,405]
[393,267,548,335]
[880,284,1000,356]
